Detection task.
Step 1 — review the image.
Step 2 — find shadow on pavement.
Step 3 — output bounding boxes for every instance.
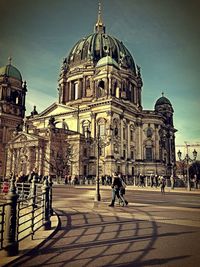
[4,204,194,267]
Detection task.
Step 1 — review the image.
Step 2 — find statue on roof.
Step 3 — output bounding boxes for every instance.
[48,116,56,128]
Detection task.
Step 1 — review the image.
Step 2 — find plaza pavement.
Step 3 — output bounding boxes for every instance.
[1,186,199,267]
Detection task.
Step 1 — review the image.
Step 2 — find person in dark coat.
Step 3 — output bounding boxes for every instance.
[160,176,166,194]
[109,173,127,207]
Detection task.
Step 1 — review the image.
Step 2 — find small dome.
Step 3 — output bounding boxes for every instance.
[0,64,22,81]
[155,96,172,107]
[96,55,119,68]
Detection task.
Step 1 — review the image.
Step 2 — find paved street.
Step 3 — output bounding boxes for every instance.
[5,185,200,267]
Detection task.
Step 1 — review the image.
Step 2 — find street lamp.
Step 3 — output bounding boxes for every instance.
[86,126,113,201]
[177,146,197,191]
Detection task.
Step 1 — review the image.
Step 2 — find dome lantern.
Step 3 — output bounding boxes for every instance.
[94,1,105,34]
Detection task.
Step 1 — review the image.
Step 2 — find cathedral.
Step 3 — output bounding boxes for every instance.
[0,4,177,180]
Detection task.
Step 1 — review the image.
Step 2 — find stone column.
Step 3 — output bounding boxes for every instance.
[68,82,72,101]
[120,115,124,158]
[127,121,130,159]
[82,76,86,97]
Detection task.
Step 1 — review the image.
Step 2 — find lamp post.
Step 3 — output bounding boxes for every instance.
[177,144,197,191]
[86,126,113,201]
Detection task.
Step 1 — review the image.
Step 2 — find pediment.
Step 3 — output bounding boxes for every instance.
[8,132,41,144]
[38,102,76,117]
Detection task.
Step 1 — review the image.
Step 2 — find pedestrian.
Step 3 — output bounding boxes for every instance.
[140,175,145,187]
[170,175,175,189]
[155,175,158,188]
[119,176,128,206]
[160,176,166,194]
[108,172,128,207]
[150,174,154,187]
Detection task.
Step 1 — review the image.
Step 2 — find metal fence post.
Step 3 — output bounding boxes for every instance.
[48,176,54,216]
[31,174,37,206]
[4,176,19,256]
[42,178,51,230]
[30,175,37,239]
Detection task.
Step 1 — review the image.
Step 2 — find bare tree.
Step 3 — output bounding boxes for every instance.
[44,131,75,183]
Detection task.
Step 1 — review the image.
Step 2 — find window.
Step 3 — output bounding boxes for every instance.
[130,129,134,141]
[123,149,126,158]
[82,120,91,138]
[98,124,105,137]
[83,148,87,157]
[132,167,134,176]
[146,147,153,161]
[83,165,87,176]
[83,126,89,138]
[131,150,134,159]
[113,81,117,96]
[98,80,105,97]
[123,127,126,139]
[146,127,153,138]
[74,83,78,100]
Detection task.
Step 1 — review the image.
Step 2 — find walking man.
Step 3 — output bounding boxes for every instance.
[109,173,128,207]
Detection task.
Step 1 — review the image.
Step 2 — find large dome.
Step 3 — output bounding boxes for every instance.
[65,32,136,73]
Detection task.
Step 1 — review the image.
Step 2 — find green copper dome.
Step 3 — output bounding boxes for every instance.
[96,55,119,68]
[155,96,172,107]
[64,32,136,73]
[0,64,22,81]
[63,3,136,74]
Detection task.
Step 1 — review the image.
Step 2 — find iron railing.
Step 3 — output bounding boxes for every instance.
[0,176,53,256]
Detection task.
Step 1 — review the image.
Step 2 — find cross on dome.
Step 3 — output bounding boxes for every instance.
[94,1,105,33]
[8,56,12,65]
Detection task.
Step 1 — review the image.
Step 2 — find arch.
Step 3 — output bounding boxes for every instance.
[146,127,153,138]
[10,91,19,104]
[97,80,105,98]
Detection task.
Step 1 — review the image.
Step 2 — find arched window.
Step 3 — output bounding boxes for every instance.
[130,127,134,142]
[98,80,105,98]
[146,147,153,161]
[146,127,153,138]
[97,118,106,137]
[131,150,134,159]
[11,91,19,104]
[113,81,117,96]
[98,124,105,137]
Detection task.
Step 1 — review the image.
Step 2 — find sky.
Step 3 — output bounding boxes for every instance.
[0,0,200,158]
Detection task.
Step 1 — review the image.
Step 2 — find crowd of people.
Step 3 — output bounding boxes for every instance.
[3,170,199,192]
[9,171,48,184]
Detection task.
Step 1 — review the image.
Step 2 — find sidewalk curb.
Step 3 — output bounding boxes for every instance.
[71,184,200,194]
[1,211,60,267]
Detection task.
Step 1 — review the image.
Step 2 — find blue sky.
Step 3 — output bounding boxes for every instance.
[0,0,200,155]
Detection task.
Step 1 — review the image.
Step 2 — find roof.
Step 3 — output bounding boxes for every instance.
[0,64,22,81]
[155,96,172,107]
[64,32,136,73]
